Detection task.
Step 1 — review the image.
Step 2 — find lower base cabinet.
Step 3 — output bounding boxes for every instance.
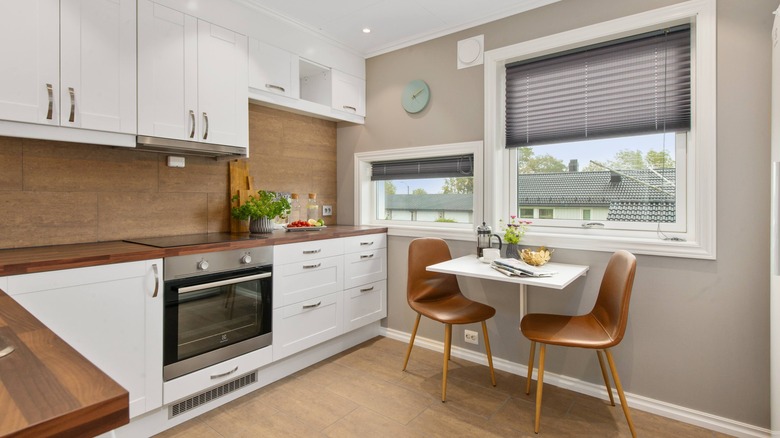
[344,279,387,332]
[272,292,343,360]
[4,260,163,418]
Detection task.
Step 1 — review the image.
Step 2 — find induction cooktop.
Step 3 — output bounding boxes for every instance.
[124,233,266,248]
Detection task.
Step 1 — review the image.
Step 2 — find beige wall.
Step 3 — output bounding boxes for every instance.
[0,104,337,248]
[337,0,773,428]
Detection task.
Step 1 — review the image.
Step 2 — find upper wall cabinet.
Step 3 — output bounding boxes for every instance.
[249,39,299,100]
[0,0,136,135]
[138,0,248,149]
[332,70,366,117]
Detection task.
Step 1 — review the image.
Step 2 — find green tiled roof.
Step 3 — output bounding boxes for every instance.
[385,193,473,211]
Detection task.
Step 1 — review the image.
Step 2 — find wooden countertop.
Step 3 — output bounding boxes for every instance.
[0,291,129,438]
[0,225,388,276]
[0,225,386,437]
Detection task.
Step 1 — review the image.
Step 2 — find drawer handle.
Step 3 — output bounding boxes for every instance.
[210,366,238,379]
[360,254,374,259]
[342,105,357,112]
[265,84,285,93]
[360,286,374,293]
[360,241,374,246]
[303,263,321,269]
[303,301,322,309]
[303,249,321,254]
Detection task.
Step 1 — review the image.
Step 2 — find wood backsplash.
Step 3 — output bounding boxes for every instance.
[0,104,337,249]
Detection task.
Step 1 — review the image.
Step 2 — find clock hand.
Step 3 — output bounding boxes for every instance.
[412,88,424,98]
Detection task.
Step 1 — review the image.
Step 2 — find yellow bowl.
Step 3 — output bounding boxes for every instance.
[520,246,553,266]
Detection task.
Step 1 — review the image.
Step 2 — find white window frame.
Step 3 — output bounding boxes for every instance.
[355,141,483,241]
[484,0,716,259]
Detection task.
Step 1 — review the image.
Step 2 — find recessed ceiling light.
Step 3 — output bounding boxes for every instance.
[362,28,371,34]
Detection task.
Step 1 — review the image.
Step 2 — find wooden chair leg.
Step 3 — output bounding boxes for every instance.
[597,350,615,406]
[481,321,496,387]
[402,314,421,371]
[534,343,546,434]
[605,349,636,438]
[442,324,452,402]
[526,340,536,395]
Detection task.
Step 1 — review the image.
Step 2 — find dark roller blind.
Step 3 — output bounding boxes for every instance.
[370,155,474,181]
[505,25,691,148]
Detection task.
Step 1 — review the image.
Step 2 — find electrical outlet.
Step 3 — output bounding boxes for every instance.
[464,330,478,345]
[322,205,333,216]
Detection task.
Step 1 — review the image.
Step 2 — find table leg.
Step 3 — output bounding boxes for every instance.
[519,283,528,318]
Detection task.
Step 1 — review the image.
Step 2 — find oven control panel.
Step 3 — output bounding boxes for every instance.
[164,246,273,280]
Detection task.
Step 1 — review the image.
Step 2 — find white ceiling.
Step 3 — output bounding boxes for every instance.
[240,0,560,58]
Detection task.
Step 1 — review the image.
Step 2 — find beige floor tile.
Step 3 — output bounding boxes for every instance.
[260,377,359,431]
[152,417,221,438]
[322,406,420,438]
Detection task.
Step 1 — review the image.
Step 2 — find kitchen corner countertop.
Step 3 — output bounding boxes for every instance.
[0,290,129,438]
[0,225,388,276]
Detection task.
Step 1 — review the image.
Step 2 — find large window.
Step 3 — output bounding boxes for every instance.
[355,141,483,240]
[484,1,716,258]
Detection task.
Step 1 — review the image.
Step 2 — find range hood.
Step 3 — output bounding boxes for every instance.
[136,136,246,158]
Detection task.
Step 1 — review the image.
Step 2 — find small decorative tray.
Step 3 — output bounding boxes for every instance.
[283,225,327,232]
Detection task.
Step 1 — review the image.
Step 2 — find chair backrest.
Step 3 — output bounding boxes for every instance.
[591,250,637,347]
[407,238,463,304]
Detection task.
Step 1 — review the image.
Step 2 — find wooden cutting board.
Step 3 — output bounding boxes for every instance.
[229,160,253,233]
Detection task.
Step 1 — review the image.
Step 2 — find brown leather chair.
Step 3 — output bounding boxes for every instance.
[402,237,497,402]
[520,250,637,437]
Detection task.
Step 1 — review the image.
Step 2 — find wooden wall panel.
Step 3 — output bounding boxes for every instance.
[0,105,338,248]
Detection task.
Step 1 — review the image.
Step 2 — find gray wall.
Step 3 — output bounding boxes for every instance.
[337,0,773,428]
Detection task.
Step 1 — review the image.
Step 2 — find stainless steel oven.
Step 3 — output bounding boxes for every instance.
[162,246,272,381]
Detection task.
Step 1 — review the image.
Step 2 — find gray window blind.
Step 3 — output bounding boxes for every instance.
[370,155,474,181]
[505,25,691,148]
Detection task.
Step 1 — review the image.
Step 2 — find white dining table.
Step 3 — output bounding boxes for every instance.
[426,254,589,316]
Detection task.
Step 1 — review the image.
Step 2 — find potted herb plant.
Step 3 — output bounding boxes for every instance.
[231,190,291,234]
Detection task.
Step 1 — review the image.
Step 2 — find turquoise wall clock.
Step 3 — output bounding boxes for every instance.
[401,79,430,114]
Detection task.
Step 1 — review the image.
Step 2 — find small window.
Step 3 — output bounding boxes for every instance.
[519,208,534,219]
[539,208,553,219]
[583,209,591,221]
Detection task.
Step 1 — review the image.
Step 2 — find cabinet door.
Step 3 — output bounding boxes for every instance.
[344,248,387,290]
[248,39,299,99]
[344,280,387,331]
[5,260,163,418]
[331,70,365,116]
[272,292,342,361]
[0,0,59,125]
[137,0,198,140]
[197,20,248,148]
[60,0,136,133]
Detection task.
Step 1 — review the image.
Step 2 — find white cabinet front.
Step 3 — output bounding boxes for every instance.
[272,292,343,360]
[273,255,343,308]
[0,0,136,134]
[344,280,387,331]
[331,70,365,117]
[248,39,298,99]
[344,248,387,290]
[4,259,163,418]
[138,0,248,149]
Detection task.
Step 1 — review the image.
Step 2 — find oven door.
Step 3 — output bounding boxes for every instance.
[163,266,272,381]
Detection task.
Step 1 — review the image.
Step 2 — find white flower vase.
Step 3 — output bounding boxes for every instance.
[249,217,274,234]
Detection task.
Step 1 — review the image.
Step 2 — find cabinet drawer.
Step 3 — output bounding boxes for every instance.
[273,255,343,308]
[344,280,386,331]
[273,238,344,263]
[343,233,386,253]
[272,292,342,360]
[163,346,271,404]
[344,248,387,290]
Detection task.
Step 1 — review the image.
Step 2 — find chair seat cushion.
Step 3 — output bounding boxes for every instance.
[410,295,496,325]
[520,313,618,349]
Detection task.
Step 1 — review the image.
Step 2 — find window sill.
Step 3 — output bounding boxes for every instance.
[381,224,476,242]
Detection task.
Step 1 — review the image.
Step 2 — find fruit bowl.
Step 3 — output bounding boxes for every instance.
[520,246,553,266]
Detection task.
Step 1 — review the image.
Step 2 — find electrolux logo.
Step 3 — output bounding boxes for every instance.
[220,334,228,343]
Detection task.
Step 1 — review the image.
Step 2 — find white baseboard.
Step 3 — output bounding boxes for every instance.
[382,327,771,438]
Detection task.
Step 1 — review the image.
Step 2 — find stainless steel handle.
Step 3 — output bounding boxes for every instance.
[581,222,605,228]
[342,105,357,112]
[302,301,322,309]
[202,112,208,140]
[68,87,75,122]
[265,84,285,93]
[302,249,321,254]
[210,366,238,379]
[178,272,272,294]
[359,286,375,293]
[360,254,374,259]
[189,110,195,138]
[46,83,53,120]
[303,263,321,269]
[152,263,160,298]
[360,241,374,246]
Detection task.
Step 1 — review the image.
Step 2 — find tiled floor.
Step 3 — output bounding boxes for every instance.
[155,336,728,437]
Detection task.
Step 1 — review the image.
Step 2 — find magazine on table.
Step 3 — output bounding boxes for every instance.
[490,258,557,277]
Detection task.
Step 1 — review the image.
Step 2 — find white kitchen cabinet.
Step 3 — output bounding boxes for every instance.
[138,0,248,149]
[248,39,299,99]
[0,0,136,134]
[273,255,344,308]
[4,260,163,419]
[331,70,366,117]
[272,292,343,361]
[343,234,387,330]
[344,280,386,332]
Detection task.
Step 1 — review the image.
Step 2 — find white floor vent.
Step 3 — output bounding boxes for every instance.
[169,372,257,418]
